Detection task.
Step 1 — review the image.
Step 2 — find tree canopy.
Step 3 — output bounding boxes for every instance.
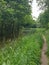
[0,0,33,41]
[37,0,49,29]
[37,0,49,10]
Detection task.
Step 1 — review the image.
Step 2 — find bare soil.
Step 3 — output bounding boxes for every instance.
[41,35,48,65]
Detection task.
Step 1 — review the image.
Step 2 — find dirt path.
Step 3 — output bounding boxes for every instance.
[41,35,48,65]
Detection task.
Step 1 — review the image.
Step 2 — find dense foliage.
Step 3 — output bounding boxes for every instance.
[0,0,34,41]
[0,32,43,65]
[37,0,49,29]
[38,10,49,28]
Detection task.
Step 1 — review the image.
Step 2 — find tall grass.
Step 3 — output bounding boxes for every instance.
[44,30,49,64]
[0,31,43,65]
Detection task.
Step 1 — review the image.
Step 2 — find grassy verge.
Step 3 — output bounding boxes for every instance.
[0,30,43,65]
[44,30,49,64]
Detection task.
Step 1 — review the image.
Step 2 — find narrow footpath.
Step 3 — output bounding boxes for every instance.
[41,35,48,65]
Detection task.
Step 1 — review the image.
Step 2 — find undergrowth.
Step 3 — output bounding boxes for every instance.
[0,32,43,65]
